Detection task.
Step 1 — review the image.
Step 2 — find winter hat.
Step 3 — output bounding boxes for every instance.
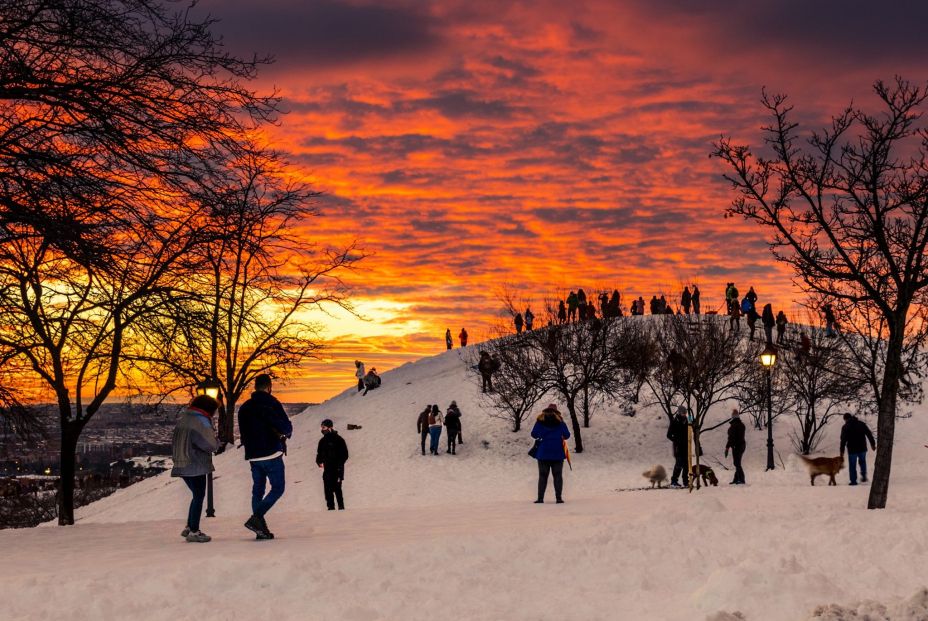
[321,419,334,428]
[675,406,687,417]
[542,403,561,415]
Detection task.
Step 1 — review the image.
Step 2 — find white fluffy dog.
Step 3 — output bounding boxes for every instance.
[642,464,668,488]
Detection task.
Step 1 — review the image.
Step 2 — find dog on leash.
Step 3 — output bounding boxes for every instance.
[642,464,668,488]
[799,455,844,486]
[690,463,719,486]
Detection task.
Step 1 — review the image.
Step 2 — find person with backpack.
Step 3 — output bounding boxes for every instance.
[171,395,220,543]
[444,401,462,454]
[459,328,468,348]
[428,405,444,455]
[315,419,349,510]
[724,409,746,485]
[761,303,776,345]
[692,285,701,315]
[775,310,788,344]
[840,413,876,485]
[745,287,758,311]
[354,360,365,392]
[514,312,524,334]
[681,286,692,315]
[238,374,293,540]
[524,307,534,331]
[667,407,689,487]
[531,404,571,503]
[416,405,431,456]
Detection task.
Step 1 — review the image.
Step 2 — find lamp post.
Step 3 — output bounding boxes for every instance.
[759,343,777,471]
[194,377,222,517]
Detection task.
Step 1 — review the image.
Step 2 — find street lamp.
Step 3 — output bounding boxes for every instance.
[194,377,222,517]
[760,343,777,471]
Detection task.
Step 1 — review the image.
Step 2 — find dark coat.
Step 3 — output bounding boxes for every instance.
[417,409,430,434]
[238,391,293,460]
[445,410,462,432]
[530,413,570,461]
[840,417,876,454]
[726,417,746,452]
[316,431,349,477]
[667,415,689,456]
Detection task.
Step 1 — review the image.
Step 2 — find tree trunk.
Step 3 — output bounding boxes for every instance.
[565,399,584,453]
[57,421,82,526]
[219,398,235,445]
[867,326,904,510]
[582,385,591,428]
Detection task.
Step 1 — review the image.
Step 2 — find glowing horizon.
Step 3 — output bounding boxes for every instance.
[190,0,928,403]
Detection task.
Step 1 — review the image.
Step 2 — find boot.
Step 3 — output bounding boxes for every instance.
[186,530,211,543]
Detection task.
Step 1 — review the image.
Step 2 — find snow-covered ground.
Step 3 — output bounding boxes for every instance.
[3,345,928,620]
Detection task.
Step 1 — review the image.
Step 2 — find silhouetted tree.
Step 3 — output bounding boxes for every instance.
[714,78,928,508]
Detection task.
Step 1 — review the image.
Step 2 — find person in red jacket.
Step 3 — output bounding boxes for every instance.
[459,328,468,347]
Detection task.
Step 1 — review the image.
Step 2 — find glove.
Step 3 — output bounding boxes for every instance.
[724,449,729,458]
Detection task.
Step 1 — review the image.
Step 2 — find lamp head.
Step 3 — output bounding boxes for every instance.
[760,343,778,368]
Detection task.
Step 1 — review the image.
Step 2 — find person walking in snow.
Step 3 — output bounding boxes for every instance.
[840,413,876,485]
[354,360,365,392]
[171,395,220,543]
[681,286,692,315]
[514,312,524,334]
[725,409,746,485]
[444,401,462,454]
[428,405,444,455]
[524,307,535,331]
[775,310,788,344]
[239,374,293,540]
[667,407,689,487]
[459,328,468,348]
[445,329,453,350]
[692,286,701,315]
[416,405,431,456]
[761,303,776,345]
[531,404,571,503]
[316,418,349,510]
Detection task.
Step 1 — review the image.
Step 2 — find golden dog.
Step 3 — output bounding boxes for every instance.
[642,464,668,488]
[690,463,719,487]
[799,455,844,486]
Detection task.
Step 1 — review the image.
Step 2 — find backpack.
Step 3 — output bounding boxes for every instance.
[741,298,751,313]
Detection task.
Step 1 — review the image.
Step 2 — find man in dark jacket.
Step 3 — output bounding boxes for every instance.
[416,406,431,455]
[478,351,496,393]
[840,413,876,485]
[667,407,689,487]
[316,419,349,510]
[444,401,462,454]
[725,409,747,485]
[238,374,293,539]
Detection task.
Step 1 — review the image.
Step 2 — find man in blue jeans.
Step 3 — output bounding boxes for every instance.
[238,374,293,539]
[840,413,876,486]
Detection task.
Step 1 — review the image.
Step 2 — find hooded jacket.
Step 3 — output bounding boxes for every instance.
[530,410,571,461]
[171,407,219,477]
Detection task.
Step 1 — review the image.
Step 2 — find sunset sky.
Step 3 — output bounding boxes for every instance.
[197,0,928,402]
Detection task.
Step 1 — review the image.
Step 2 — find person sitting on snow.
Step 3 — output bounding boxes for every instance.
[362,368,381,395]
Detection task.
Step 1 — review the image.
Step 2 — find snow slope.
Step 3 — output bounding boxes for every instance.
[4,342,928,620]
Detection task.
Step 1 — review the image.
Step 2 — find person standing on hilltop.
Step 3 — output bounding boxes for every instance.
[566,291,579,322]
[478,350,496,393]
[681,286,692,315]
[316,419,349,510]
[459,327,468,348]
[557,300,567,324]
[171,395,220,543]
[354,360,365,392]
[514,312,524,334]
[692,285,701,315]
[745,286,758,312]
[445,329,453,350]
[239,374,293,540]
[762,303,776,345]
[524,307,535,331]
[776,310,788,344]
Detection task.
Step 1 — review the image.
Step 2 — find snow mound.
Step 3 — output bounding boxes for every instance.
[808,588,928,620]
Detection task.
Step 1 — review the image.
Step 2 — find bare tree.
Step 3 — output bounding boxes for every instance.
[0,0,276,524]
[474,336,547,432]
[778,327,864,454]
[714,78,928,508]
[130,146,360,443]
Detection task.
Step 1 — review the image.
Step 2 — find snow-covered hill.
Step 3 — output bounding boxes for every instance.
[4,341,928,620]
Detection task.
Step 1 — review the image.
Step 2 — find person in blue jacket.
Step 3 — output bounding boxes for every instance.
[531,404,571,504]
[238,374,293,540]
